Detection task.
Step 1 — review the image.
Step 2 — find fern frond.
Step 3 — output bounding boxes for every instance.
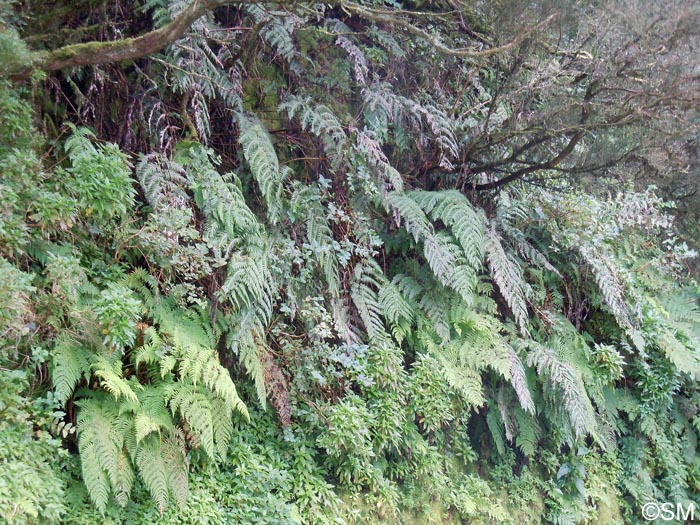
[524,341,597,440]
[221,251,274,324]
[245,5,299,65]
[211,397,234,459]
[514,406,540,457]
[485,226,529,334]
[486,407,506,455]
[378,279,415,326]
[409,190,486,269]
[351,261,389,343]
[226,312,267,408]
[76,398,134,511]
[437,351,485,408]
[135,386,175,445]
[52,337,91,404]
[136,153,189,209]
[510,349,535,414]
[658,330,700,380]
[166,382,216,460]
[579,245,632,330]
[162,431,189,507]
[79,438,111,512]
[92,356,141,404]
[238,114,288,223]
[280,95,347,166]
[387,192,434,242]
[136,435,169,514]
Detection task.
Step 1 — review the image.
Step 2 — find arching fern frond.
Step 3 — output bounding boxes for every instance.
[238,114,289,224]
[524,340,597,440]
[485,226,529,335]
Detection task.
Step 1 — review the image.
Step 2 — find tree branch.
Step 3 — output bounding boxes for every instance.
[340,2,557,60]
[14,0,247,78]
[475,82,596,191]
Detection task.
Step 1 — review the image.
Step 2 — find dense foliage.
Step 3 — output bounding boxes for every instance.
[2,1,700,524]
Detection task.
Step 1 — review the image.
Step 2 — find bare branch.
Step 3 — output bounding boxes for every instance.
[341,2,558,60]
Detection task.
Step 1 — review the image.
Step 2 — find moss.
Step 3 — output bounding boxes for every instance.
[48,37,135,62]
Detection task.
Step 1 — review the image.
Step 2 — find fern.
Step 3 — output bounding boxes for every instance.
[389,191,476,304]
[510,348,535,414]
[353,128,405,200]
[76,398,134,512]
[166,382,216,459]
[524,340,597,440]
[226,310,267,407]
[363,82,459,167]
[52,337,91,404]
[657,330,700,380]
[408,190,486,270]
[136,435,170,514]
[351,260,390,344]
[485,226,529,334]
[437,352,485,408]
[388,192,434,241]
[136,153,189,209]
[378,279,415,328]
[238,114,288,224]
[154,300,249,420]
[245,5,300,66]
[164,433,190,507]
[514,405,540,457]
[92,355,141,403]
[579,245,633,330]
[486,407,506,456]
[280,95,347,167]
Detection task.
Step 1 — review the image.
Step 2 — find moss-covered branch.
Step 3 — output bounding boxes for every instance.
[15,0,247,77]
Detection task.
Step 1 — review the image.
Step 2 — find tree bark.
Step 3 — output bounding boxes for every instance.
[15,0,244,78]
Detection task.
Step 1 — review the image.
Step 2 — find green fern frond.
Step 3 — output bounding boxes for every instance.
[486,407,506,456]
[524,340,597,440]
[221,251,274,323]
[166,383,216,460]
[291,183,342,298]
[238,114,288,223]
[226,313,267,409]
[409,190,486,269]
[579,246,632,330]
[134,386,174,445]
[245,5,299,65]
[79,438,111,513]
[76,398,134,511]
[514,406,540,457]
[388,192,434,242]
[485,226,529,334]
[211,397,234,459]
[92,356,141,404]
[509,349,535,414]
[378,279,415,326]
[280,95,347,165]
[351,261,389,343]
[135,154,189,209]
[658,330,700,380]
[437,352,485,408]
[136,435,169,514]
[161,431,189,507]
[52,337,91,404]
